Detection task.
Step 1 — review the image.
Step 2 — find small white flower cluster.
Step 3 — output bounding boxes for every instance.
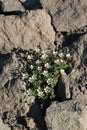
[41,53,48,60]
[30,65,34,70]
[44,86,51,94]
[37,66,42,71]
[22,73,26,79]
[54,59,59,64]
[47,78,53,85]
[60,59,64,63]
[53,51,58,56]
[37,87,44,98]
[27,89,32,95]
[43,70,48,77]
[22,73,28,80]
[36,60,41,64]
[44,63,51,68]
[35,48,41,53]
[23,47,71,101]
[42,50,48,54]
[27,54,33,60]
[29,74,37,83]
[59,53,64,58]
[60,69,66,75]
[66,53,71,59]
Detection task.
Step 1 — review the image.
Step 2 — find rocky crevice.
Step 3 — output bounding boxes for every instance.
[0,0,87,130]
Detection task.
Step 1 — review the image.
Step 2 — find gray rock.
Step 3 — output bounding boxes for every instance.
[0,117,11,130]
[45,100,87,130]
[0,51,46,130]
[0,9,55,53]
[57,73,71,100]
[1,0,24,12]
[0,52,33,128]
[55,34,87,102]
[62,33,87,104]
[40,0,87,31]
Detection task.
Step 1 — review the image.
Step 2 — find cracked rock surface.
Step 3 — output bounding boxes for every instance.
[56,33,87,102]
[0,0,87,130]
[0,9,55,53]
[45,100,87,130]
[40,0,87,31]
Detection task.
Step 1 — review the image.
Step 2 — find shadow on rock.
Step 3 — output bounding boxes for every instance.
[62,32,87,47]
[27,99,47,130]
[0,53,11,74]
[19,0,42,10]
[0,1,24,17]
[81,43,87,66]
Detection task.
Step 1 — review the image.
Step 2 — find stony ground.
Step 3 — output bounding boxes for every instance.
[0,0,87,130]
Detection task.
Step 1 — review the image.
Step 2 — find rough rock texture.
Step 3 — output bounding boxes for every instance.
[0,2,55,130]
[0,117,11,130]
[57,73,71,100]
[1,0,24,12]
[62,33,87,103]
[0,51,46,130]
[0,9,55,53]
[55,33,87,104]
[45,100,87,130]
[40,0,87,31]
[0,0,87,130]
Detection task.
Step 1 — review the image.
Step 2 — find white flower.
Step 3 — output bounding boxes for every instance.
[27,89,32,95]
[54,59,59,64]
[38,91,44,97]
[60,69,66,75]
[36,60,40,64]
[41,54,48,59]
[47,78,53,85]
[60,59,64,63]
[28,74,37,83]
[35,48,41,53]
[29,77,33,83]
[37,87,44,97]
[22,73,26,78]
[42,50,48,54]
[32,74,37,80]
[22,73,28,80]
[27,55,33,60]
[44,86,50,93]
[43,70,48,76]
[30,65,34,69]
[66,53,71,58]
[59,53,64,58]
[37,66,42,71]
[53,51,58,55]
[22,73,26,79]
[44,63,51,68]
[47,78,51,85]
[37,87,41,92]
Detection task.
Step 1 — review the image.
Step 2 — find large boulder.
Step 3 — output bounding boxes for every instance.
[63,33,87,103]
[56,33,87,103]
[40,0,87,31]
[45,100,87,130]
[0,9,55,53]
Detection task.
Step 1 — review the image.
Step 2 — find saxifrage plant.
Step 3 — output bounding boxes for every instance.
[22,47,71,102]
